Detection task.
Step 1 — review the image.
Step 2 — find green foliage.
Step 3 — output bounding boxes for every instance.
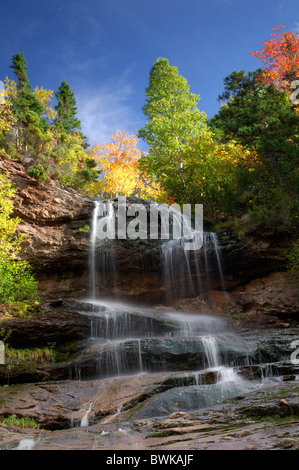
[0,171,39,304]
[9,53,49,157]
[0,258,38,303]
[27,163,48,182]
[75,225,90,232]
[1,415,40,429]
[0,53,97,194]
[285,243,299,271]
[1,301,40,319]
[209,69,299,226]
[6,346,56,364]
[53,80,82,135]
[138,58,209,203]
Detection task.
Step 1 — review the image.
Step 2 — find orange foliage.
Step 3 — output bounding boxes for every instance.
[88,130,167,201]
[251,25,299,95]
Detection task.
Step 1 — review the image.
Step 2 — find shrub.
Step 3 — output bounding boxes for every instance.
[27,164,48,182]
[0,258,38,303]
[0,171,39,304]
[286,243,299,271]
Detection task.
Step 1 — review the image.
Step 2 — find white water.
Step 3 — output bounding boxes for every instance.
[88,199,225,303]
[202,335,219,369]
[201,334,252,397]
[14,439,35,450]
[161,231,225,304]
[80,402,94,427]
[89,200,101,299]
[80,201,253,417]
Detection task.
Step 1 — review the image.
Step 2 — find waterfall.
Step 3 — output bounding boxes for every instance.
[14,439,35,450]
[89,200,101,299]
[81,200,253,413]
[202,335,219,369]
[161,231,225,304]
[89,200,117,299]
[89,199,225,303]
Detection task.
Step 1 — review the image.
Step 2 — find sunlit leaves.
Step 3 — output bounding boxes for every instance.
[251,25,299,99]
[0,171,38,303]
[88,130,167,202]
[138,58,210,203]
[33,86,57,121]
[0,78,17,135]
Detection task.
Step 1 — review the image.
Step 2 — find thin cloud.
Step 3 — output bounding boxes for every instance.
[76,75,142,145]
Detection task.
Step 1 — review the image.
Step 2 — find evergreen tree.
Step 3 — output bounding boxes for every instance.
[210,69,299,225]
[10,52,48,156]
[53,80,82,135]
[51,80,98,189]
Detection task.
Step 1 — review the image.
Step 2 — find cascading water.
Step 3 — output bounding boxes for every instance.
[202,335,219,369]
[78,199,256,415]
[88,200,117,300]
[89,200,101,299]
[161,231,226,304]
[80,402,94,427]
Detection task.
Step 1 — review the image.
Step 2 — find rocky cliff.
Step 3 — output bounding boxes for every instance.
[0,155,298,325]
[0,156,94,298]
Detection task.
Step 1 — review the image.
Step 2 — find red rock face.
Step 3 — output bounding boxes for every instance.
[0,156,94,298]
[1,155,298,325]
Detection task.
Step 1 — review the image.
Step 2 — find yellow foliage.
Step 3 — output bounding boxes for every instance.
[0,78,17,134]
[46,128,88,184]
[88,130,168,201]
[33,86,57,121]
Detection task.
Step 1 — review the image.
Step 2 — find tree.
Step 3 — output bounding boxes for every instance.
[138,58,210,203]
[179,136,261,218]
[251,25,299,97]
[33,86,57,121]
[48,80,97,191]
[88,130,167,201]
[53,80,82,136]
[10,53,49,156]
[0,78,17,155]
[210,69,299,224]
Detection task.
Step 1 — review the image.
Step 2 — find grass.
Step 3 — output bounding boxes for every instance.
[1,301,42,319]
[6,346,56,364]
[1,415,40,429]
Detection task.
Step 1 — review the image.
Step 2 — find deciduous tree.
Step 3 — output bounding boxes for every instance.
[138,58,210,203]
[88,130,167,201]
[251,25,299,96]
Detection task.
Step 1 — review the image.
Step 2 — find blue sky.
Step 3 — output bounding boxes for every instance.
[1,0,298,148]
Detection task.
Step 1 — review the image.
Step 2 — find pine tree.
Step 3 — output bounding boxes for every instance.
[53,80,82,135]
[10,52,48,156]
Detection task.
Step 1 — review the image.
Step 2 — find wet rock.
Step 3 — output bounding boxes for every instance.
[68,334,252,380]
[283,375,296,381]
[0,372,219,429]
[241,328,299,364]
